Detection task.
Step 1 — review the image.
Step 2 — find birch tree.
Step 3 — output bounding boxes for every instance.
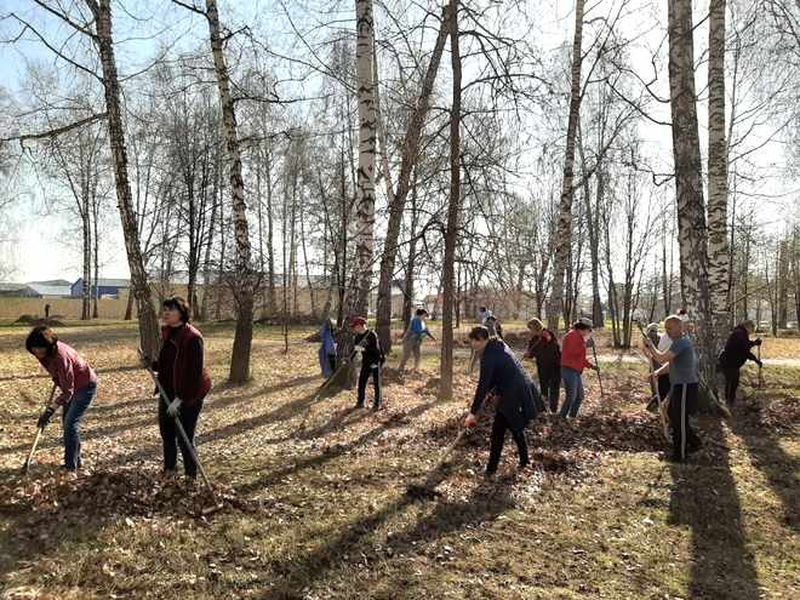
[707,0,730,338]
[352,0,377,317]
[546,0,585,332]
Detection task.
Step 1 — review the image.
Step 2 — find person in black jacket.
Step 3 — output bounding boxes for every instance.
[524,318,561,413]
[718,320,763,405]
[464,326,535,477]
[351,317,385,410]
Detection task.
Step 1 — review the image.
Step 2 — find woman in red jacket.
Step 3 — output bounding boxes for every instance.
[26,326,98,477]
[147,297,211,480]
[559,318,599,418]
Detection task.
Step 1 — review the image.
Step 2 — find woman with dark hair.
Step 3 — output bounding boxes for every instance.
[143,296,211,480]
[464,325,535,477]
[559,318,599,418]
[524,318,561,413]
[718,319,762,405]
[26,326,97,477]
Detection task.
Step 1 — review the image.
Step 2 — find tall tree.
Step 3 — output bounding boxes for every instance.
[666,0,717,397]
[352,0,378,317]
[173,0,257,382]
[92,0,160,356]
[546,0,585,331]
[707,0,730,339]
[374,10,450,352]
[439,0,460,401]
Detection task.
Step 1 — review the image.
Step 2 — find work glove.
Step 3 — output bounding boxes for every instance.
[37,405,56,429]
[166,398,183,417]
[754,338,763,346]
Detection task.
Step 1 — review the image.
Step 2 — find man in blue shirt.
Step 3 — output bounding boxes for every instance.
[643,314,702,462]
[399,308,436,373]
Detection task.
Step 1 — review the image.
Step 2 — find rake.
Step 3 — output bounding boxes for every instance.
[21,383,58,475]
[138,349,223,516]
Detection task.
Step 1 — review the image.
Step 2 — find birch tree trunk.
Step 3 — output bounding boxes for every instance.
[439,0,461,401]
[92,0,159,357]
[707,0,730,340]
[374,11,449,352]
[203,0,255,383]
[546,0,585,332]
[352,0,377,317]
[667,0,717,399]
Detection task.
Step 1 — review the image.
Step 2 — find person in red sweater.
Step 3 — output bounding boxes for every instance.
[142,297,211,480]
[559,318,599,418]
[26,326,98,477]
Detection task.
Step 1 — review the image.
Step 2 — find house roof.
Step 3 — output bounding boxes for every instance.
[27,283,71,296]
[73,278,131,288]
[0,282,31,293]
[29,279,71,287]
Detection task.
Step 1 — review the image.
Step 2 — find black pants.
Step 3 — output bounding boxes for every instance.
[357,363,381,407]
[159,397,204,477]
[538,366,560,413]
[722,367,741,405]
[657,375,671,401]
[669,383,700,462]
[487,412,529,473]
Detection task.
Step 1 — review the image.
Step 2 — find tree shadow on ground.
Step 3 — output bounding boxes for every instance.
[730,402,800,532]
[234,400,440,495]
[266,451,514,597]
[668,417,761,600]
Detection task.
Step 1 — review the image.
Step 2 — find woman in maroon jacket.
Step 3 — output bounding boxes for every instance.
[147,297,211,480]
[26,326,98,477]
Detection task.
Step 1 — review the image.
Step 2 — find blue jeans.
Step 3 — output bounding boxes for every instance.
[61,382,96,470]
[559,368,584,418]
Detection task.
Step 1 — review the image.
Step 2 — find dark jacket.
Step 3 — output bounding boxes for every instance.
[525,329,560,371]
[471,339,536,431]
[354,329,385,366]
[153,324,211,406]
[718,326,759,370]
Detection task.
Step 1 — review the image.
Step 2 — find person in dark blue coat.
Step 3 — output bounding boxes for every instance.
[464,325,536,476]
[318,318,337,378]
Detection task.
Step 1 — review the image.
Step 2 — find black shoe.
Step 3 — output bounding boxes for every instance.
[518,461,530,471]
[372,403,383,412]
[355,402,365,409]
[484,469,497,480]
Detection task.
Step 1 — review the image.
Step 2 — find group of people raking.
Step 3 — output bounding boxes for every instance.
[23,295,765,485]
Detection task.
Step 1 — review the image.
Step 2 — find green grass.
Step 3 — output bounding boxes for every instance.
[0,324,798,598]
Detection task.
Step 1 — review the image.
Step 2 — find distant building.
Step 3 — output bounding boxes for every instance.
[70,278,131,299]
[27,280,72,297]
[0,283,39,298]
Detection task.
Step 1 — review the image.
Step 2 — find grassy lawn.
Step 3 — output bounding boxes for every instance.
[0,322,798,598]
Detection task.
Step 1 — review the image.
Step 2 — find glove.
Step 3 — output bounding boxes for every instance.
[757,360,764,368]
[37,406,56,429]
[755,338,763,346]
[166,398,182,417]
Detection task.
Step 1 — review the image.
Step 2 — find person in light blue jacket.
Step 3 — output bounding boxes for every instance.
[318,319,337,378]
[399,308,436,372]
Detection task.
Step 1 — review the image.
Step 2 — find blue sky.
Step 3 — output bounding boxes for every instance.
[0,0,796,284]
